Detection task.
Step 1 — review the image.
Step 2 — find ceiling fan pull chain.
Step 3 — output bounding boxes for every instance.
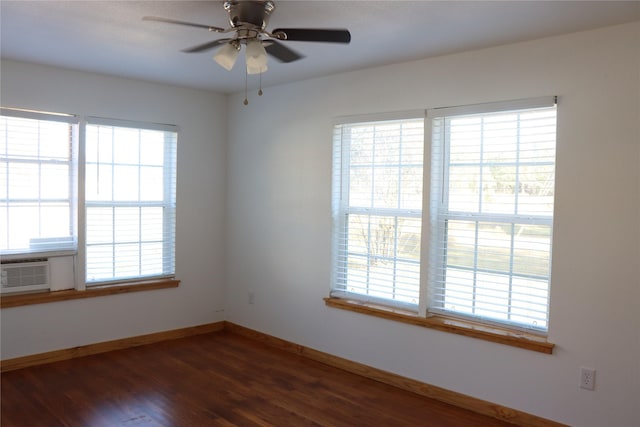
[243,67,249,105]
[258,72,263,96]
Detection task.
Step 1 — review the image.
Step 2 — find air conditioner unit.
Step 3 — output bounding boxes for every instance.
[0,258,50,294]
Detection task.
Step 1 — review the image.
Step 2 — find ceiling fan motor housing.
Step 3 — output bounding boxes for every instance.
[224,1,275,30]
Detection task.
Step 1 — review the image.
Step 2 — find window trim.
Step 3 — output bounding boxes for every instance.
[324,297,554,354]
[0,278,179,309]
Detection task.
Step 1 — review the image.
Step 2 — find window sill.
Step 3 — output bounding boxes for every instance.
[0,279,180,309]
[324,297,554,354]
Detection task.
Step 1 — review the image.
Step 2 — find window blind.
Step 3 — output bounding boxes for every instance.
[332,117,424,309]
[0,108,78,256]
[84,118,177,284]
[427,98,557,332]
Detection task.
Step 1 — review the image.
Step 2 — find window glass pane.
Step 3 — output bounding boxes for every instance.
[441,268,474,314]
[347,214,369,255]
[140,207,164,241]
[140,131,165,166]
[8,163,39,199]
[517,165,555,215]
[7,205,39,249]
[397,218,421,260]
[372,167,398,209]
[39,121,72,160]
[114,243,140,277]
[40,164,70,199]
[483,113,518,163]
[86,207,113,244]
[87,245,113,281]
[113,128,139,165]
[374,127,400,164]
[40,205,71,238]
[394,261,420,304]
[85,164,113,202]
[399,166,422,210]
[0,207,6,249]
[5,119,38,158]
[141,242,163,275]
[113,165,139,201]
[114,207,140,243]
[448,166,480,212]
[474,272,511,321]
[510,276,549,329]
[140,166,163,201]
[345,255,368,294]
[349,167,372,207]
[348,129,373,165]
[0,163,6,200]
[512,225,551,277]
[85,126,113,164]
[483,166,516,214]
[445,220,476,269]
[476,222,512,274]
[449,117,481,164]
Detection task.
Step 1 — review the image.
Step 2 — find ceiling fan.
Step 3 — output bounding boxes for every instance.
[143,0,351,75]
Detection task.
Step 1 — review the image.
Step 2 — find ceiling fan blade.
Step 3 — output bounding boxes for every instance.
[264,40,304,63]
[182,39,232,53]
[272,28,351,44]
[143,16,226,33]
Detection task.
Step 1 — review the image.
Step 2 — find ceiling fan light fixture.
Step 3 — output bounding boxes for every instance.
[213,41,240,71]
[246,62,268,75]
[245,38,268,74]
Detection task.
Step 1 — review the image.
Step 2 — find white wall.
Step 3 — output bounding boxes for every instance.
[0,61,228,359]
[225,22,640,427]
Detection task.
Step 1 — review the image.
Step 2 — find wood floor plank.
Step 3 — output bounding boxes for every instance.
[1,331,515,426]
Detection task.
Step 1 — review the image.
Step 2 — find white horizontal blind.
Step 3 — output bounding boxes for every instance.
[85,118,177,284]
[332,117,424,309]
[427,98,557,332]
[0,108,78,256]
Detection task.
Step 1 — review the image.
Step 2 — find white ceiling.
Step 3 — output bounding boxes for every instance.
[2,1,639,94]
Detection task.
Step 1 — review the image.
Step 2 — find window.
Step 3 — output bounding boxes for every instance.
[1,108,178,287]
[331,98,557,334]
[428,98,557,332]
[332,115,424,309]
[1,109,78,256]
[84,119,177,284]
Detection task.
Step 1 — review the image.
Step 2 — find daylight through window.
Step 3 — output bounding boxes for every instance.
[1,108,178,288]
[332,116,424,308]
[331,97,557,333]
[428,98,557,331]
[84,119,177,284]
[1,109,78,256]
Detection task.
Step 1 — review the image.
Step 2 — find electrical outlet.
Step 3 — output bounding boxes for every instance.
[248,291,255,305]
[580,367,596,390]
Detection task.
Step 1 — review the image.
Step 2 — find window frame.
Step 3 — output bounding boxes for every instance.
[81,117,178,287]
[1,108,178,291]
[0,108,79,259]
[328,98,558,349]
[331,112,425,311]
[427,97,557,334]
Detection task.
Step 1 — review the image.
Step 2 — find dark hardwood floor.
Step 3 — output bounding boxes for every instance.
[1,331,515,426]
